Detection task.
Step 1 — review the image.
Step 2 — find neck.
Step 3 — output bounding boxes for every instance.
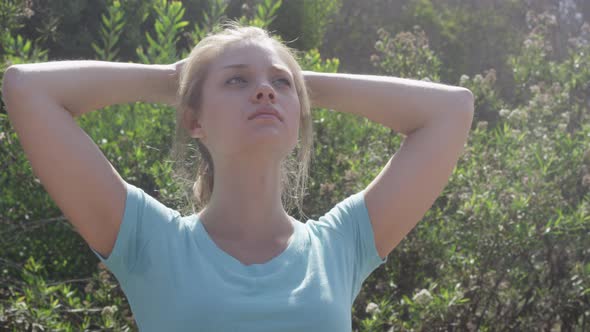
[197,156,292,243]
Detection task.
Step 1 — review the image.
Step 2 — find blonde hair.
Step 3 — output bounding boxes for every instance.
[170,21,313,220]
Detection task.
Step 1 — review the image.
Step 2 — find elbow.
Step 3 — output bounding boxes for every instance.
[459,89,475,135]
[2,66,24,109]
[457,88,475,116]
[3,65,25,87]
[450,88,475,126]
[463,89,475,127]
[3,65,30,92]
[3,66,18,93]
[436,89,474,133]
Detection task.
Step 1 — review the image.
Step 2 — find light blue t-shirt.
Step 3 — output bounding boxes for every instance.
[90,181,388,331]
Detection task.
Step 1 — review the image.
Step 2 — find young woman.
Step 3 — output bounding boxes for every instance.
[2,23,474,331]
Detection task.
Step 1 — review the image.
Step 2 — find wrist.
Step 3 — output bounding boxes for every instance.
[146,64,178,106]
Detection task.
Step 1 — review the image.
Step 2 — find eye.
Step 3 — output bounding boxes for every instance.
[226,76,247,85]
[274,77,291,87]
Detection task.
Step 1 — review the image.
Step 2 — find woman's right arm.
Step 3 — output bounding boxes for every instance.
[1,61,178,258]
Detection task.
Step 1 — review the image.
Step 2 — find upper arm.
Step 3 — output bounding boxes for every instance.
[364,95,474,259]
[3,67,126,258]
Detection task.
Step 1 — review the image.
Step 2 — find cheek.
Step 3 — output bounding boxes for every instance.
[289,96,302,123]
[285,98,302,137]
[200,92,238,125]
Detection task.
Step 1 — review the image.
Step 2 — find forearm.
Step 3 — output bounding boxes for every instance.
[303,71,473,135]
[7,60,178,117]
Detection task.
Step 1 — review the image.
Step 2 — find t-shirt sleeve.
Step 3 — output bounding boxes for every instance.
[313,189,389,300]
[88,181,181,278]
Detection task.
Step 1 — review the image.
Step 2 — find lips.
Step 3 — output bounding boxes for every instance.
[248,106,282,121]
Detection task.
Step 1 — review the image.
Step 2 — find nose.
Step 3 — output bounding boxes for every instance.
[251,82,275,103]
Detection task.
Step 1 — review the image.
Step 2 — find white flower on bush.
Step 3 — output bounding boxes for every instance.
[543,13,557,26]
[101,305,118,318]
[508,109,527,122]
[365,302,381,315]
[561,112,570,122]
[529,85,540,94]
[499,109,511,118]
[558,123,567,132]
[459,192,471,200]
[476,121,488,130]
[541,105,552,116]
[459,74,470,86]
[413,289,433,306]
[473,74,483,84]
[561,91,570,100]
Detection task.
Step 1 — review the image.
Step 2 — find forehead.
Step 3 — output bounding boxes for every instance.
[211,40,290,72]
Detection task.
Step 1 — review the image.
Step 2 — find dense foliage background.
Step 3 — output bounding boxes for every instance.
[1,0,589,330]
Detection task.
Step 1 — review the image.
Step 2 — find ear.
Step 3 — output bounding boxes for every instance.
[183,108,206,139]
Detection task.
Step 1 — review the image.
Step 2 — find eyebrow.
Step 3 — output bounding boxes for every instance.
[221,63,292,76]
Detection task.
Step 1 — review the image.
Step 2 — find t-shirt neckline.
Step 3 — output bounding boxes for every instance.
[195,215,304,275]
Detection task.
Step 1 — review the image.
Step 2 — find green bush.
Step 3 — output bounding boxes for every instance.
[271,0,342,51]
[352,10,590,331]
[370,25,442,81]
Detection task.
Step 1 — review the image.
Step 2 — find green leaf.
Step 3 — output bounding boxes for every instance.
[101,14,110,27]
[114,21,125,32]
[174,21,189,30]
[145,32,158,48]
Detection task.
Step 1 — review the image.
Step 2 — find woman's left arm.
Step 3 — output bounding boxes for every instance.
[303,71,473,134]
[303,71,474,258]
